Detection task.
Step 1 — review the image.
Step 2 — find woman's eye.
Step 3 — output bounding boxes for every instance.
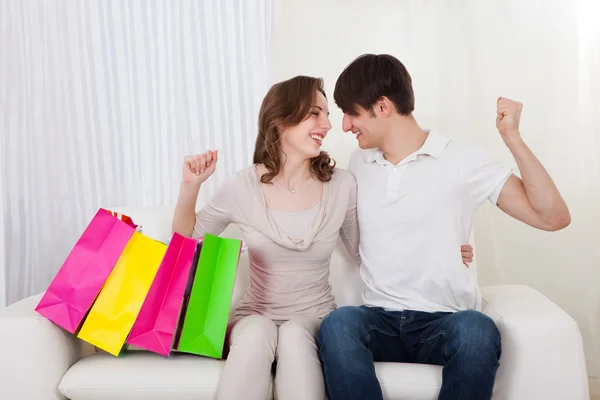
[311,111,319,116]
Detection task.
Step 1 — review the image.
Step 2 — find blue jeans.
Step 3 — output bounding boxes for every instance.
[317,306,501,400]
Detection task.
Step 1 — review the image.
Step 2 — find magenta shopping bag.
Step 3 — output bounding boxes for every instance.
[35,209,138,333]
[126,233,198,356]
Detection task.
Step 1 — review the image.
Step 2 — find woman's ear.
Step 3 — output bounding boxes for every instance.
[275,123,285,135]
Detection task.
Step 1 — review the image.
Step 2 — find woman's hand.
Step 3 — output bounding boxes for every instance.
[182,150,218,185]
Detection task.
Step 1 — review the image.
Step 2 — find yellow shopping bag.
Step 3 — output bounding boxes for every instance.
[78,231,167,356]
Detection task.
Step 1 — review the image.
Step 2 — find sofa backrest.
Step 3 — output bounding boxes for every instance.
[110,206,366,311]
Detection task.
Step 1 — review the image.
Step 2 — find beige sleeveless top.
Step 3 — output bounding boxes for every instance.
[192,165,360,324]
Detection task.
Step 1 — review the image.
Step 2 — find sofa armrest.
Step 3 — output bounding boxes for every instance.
[481,285,589,400]
[0,293,93,400]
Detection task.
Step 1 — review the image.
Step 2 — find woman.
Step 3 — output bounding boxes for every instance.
[172,76,474,399]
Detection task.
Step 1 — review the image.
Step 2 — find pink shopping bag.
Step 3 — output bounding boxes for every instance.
[126,233,198,356]
[35,209,138,333]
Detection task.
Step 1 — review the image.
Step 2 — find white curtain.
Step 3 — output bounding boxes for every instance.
[0,0,274,307]
[272,0,600,388]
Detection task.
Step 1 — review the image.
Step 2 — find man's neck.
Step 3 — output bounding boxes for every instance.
[380,116,428,165]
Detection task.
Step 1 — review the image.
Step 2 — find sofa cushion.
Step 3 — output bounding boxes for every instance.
[375,362,442,399]
[59,352,234,400]
[59,351,440,400]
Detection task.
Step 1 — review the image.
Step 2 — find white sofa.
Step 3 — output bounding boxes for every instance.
[0,206,590,400]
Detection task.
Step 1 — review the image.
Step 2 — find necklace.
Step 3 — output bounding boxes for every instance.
[274,174,312,194]
[274,179,297,194]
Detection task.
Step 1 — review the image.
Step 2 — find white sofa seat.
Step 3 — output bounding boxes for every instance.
[0,206,590,400]
[59,352,230,400]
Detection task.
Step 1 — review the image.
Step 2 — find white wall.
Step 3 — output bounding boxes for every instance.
[0,164,5,308]
[271,0,600,390]
[0,0,273,305]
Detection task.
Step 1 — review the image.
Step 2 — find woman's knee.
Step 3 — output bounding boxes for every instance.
[228,315,278,353]
[278,317,321,344]
[276,318,321,359]
[275,318,326,400]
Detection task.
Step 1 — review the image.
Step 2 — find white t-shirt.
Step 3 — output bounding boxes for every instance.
[348,130,512,313]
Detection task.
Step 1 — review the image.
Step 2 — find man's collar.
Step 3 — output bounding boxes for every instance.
[419,130,450,158]
[365,130,450,163]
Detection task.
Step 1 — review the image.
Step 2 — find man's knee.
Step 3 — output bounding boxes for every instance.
[450,310,501,358]
[318,306,368,347]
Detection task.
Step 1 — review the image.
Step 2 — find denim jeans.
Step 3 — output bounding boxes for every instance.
[317,306,501,400]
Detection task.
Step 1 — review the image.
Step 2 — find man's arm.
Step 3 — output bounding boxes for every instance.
[495,98,570,231]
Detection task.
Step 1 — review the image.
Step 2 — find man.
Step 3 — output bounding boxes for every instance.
[317,54,570,400]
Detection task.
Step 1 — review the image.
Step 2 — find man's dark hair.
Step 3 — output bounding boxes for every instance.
[334,54,415,116]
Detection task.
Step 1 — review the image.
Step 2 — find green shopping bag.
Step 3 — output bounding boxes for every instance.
[176,234,242,358]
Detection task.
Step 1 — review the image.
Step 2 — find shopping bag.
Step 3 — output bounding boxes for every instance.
[126,233,198,356]
[35,209,138,333]
[171,239,203,351]
[176,234,242,359]
[77,231,167,356]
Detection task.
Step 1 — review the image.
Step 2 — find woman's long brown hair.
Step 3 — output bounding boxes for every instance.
[252,76,336,184]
